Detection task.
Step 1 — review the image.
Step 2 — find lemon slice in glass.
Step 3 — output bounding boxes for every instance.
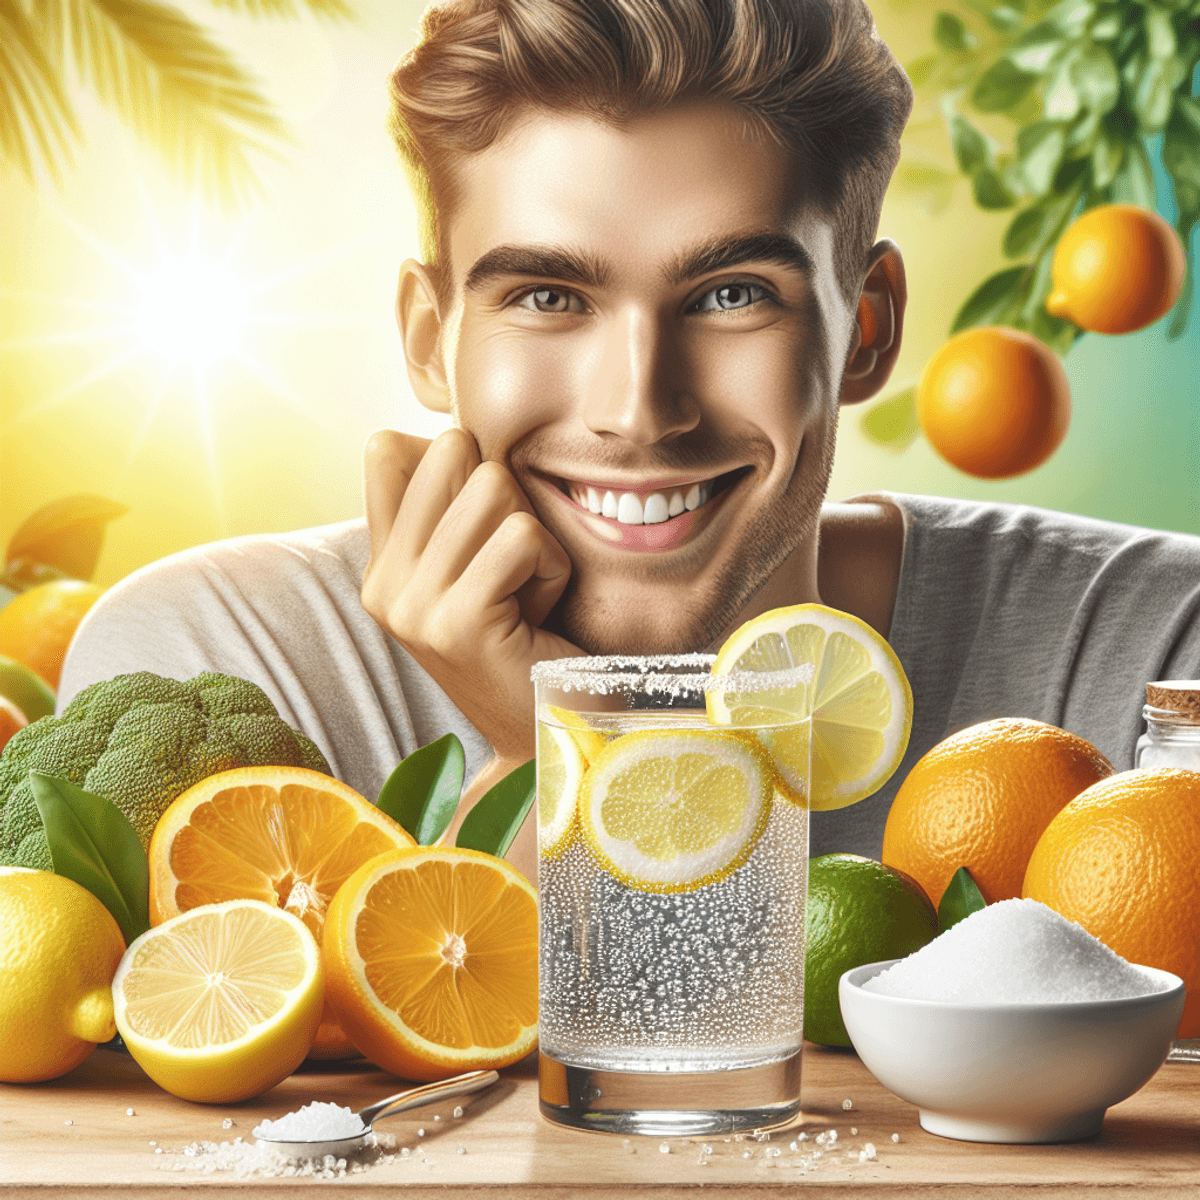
[537,720,590,859]
[709,603,912,811]
[579,729,772,893]
[544,704,608,764]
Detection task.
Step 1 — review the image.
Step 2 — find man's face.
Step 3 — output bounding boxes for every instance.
[434,101,858,655]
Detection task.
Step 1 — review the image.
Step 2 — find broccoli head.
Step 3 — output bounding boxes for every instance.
[0,671,330,865]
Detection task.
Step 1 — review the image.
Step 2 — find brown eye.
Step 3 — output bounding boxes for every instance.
[693,282,769,312]
[519,288,581,313]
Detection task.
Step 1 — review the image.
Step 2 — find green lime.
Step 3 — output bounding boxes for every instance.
[804,853,937,1047]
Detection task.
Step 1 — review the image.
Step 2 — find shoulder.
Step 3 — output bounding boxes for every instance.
[59,520,375,705]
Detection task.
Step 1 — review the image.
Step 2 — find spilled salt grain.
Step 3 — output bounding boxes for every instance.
[864,899,1168,1004]
[221,1118,233,1129]
[659,1142,670,1154]
[842,1099,852,1110]
[252,1102,364,1142]
[453,1106,463,1118]
[891,1133,900,1143]
[126,1108,135,1116]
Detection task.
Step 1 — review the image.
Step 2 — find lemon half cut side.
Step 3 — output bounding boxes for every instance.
[112,899,324,1103]
[710,603,913,811]
[579,729,773,893]
[537,720,589,859]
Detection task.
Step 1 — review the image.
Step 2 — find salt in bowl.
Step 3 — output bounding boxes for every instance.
[839,959,1185,1143]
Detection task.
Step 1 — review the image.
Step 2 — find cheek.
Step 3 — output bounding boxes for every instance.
[451,323,588,456]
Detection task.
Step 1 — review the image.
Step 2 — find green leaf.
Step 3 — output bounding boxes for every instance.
[1133,57,1178,132]
[951,264,1028,332]
[949,113,993,173]
[937,866,987,934]
[974,166,1018,208]
[30,773,148,945]
[1072,45,1121,114]
[1004,203,1049,256]
[1017,120,1066,194]
[1090,11,1122,38]
[1043,0,1095,35]
[455,760,535,859]
[935,11,978,51]
[1044,60,1081,120]
[1113,136,1158,205]
[377,733,465,846]
[986,4,1025,32]
[6,494,128,581]
[1091,124,1126,186]
[1145,6,1177,58]
[972,57,1039,111]
[860,387,920,450]
[906,53,940,88]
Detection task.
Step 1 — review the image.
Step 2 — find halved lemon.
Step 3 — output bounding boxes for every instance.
[537,721,590,859]
[322,846,538,1081]
[710,604,912,811]
[112,899,324,1103]
[148,765,415,1059]
[578,729,772,893]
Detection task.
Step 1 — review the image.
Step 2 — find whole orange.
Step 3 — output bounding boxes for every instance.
[0,580,103,690]
[916,327,1071,479]
[882,718,1114,908]
[1023,768,1200,1039]
[1045,204,1186,335]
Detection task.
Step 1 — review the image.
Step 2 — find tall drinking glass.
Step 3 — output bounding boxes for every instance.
[531,653,814,1136]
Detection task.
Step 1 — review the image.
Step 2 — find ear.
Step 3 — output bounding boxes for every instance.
[396,258,451,413]
[839,240,907,405]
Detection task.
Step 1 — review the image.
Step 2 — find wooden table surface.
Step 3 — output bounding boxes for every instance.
[1,1043,1196,1197]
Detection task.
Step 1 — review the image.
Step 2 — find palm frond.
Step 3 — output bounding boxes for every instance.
[208,0,352,22]
[0,0,78,181]
[31,0,293,206]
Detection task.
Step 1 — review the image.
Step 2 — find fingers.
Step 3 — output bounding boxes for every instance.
[362,430,431,565]
[449,510,573,635]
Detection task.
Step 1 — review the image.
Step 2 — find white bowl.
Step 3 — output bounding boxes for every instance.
[839,959,1185,1143]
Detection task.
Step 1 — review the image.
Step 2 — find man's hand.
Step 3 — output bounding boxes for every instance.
[361,428,581,764]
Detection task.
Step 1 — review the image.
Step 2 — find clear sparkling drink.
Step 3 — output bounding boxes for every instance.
[532,655,813,1136]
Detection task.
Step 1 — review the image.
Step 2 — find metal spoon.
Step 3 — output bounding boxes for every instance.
[253,1069,499,1161]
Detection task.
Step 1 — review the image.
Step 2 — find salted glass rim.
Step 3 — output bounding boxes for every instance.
[530,653,815,696]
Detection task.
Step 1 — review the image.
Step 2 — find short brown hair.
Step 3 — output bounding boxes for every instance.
[389,0,912,300]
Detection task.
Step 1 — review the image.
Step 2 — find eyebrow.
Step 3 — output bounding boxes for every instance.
[462,230,812,293]
[465,245,609,291]
[666,232,813,284]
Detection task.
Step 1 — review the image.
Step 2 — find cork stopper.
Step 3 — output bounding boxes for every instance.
[1145,681,1200,717]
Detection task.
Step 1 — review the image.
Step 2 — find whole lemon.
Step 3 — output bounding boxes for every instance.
[0,580,104,690]
[804,854,937,1047]
[0,867,125,1082]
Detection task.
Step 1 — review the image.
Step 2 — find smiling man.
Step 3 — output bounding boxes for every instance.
[59,0,1200,879]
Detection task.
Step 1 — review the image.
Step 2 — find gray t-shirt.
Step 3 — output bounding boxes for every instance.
[58,493,1200,859]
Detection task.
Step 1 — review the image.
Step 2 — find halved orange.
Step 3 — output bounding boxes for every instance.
[323,846,538,1081]
[148,765,416,1059]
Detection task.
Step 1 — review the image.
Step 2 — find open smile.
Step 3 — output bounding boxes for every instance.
[541,467,751,551]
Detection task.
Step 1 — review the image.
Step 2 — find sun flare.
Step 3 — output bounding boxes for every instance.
[136,257,249,368]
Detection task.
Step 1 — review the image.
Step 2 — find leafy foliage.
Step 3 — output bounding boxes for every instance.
[937,865,988,933]
[909,0,1200,346]
[1,0,353,205]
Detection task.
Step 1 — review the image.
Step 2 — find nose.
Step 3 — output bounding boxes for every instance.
[582,306,700,444]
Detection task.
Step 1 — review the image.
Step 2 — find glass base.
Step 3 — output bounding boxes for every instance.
[1168,1038,1200,1062]
[538,1049,803,1136]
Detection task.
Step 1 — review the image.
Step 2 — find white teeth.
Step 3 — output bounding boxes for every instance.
[587,486,602,514]
[668,491,685,517]
[684,484,701,511]
[643,493,669,524]
[602,491,618,519]
[616,493,644,524]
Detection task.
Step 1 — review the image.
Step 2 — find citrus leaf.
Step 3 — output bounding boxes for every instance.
[861,387,920,449]
[377,732,465,846]
[0,655,56,720]
[949,112,993,173]
[6,495,128,581]
[951,264,1028,332]
[1017,120,1066,194]
[934,11,977,51]
[1072,45,1121,115]
[30,772,148,945]
[1113,136,1157,206]
[986,5,1024,33]
[1145,6,1177,59]
[455,759,535,859]
[973,166,1018,208]
[1004,203,1049,256]
[972,57,1039,111]
[937,866,987,934]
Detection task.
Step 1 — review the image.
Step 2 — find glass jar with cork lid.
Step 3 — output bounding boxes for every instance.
[1134,681,1200,772]
[1134,680,1200,1063]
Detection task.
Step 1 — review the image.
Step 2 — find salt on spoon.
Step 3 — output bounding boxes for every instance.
[252,1069,498,1161]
